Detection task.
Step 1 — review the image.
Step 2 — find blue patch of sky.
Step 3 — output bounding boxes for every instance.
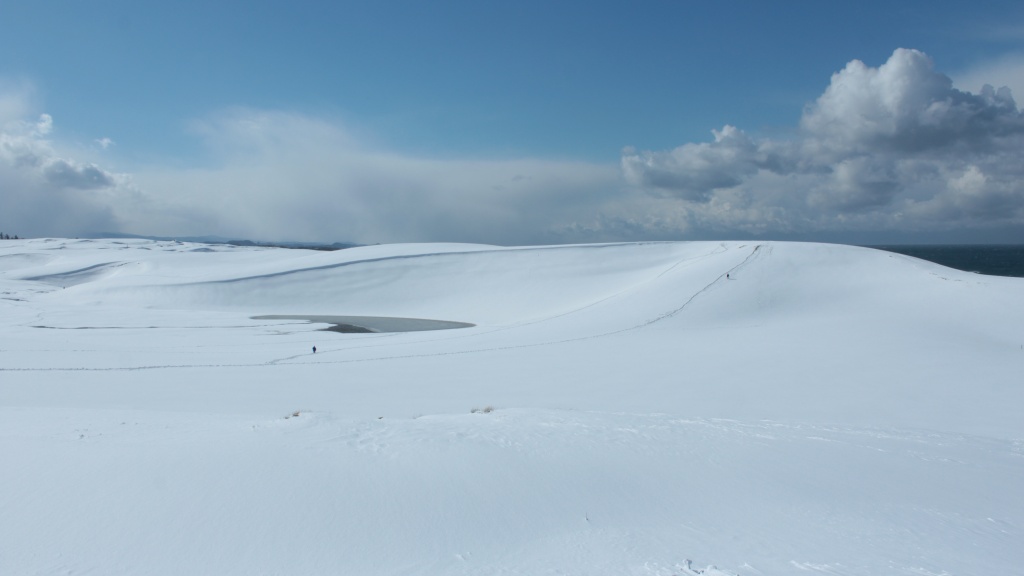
[2,0,1022,164]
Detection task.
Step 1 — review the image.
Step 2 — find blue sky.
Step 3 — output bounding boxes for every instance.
[2,1,1024,244]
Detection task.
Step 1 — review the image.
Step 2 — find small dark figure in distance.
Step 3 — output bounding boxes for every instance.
[726,273,730,279]
[312,346,317,354]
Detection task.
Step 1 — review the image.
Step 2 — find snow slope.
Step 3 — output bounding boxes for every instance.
[1,238,1022,575]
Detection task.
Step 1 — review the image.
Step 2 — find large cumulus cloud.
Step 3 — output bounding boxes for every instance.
[622,48,1024,238]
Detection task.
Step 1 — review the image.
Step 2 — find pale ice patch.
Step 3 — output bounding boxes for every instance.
[252,314,475,333]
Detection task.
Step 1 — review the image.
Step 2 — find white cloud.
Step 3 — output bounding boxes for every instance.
[621,126,762,201]
[621,48,1024,239]
[0,97,131,238]
[803,50,1022,155]
[34,113,53,136]
[952,52,1024,112]
[0,80,36,127]
[127,109,621,245]
[4,101,627,245]
[42,158,117,189]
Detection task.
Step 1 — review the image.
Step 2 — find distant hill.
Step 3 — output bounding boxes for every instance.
[87,232,362,251]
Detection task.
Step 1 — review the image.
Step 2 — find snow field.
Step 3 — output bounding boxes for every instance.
[1,238,1022,575]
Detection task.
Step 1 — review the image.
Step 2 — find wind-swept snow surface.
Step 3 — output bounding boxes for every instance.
[1,238,1022,575]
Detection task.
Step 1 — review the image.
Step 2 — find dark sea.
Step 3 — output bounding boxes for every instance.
[869,245,1024,278]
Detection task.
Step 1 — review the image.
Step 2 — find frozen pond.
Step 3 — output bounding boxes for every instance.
[252,315,475,333]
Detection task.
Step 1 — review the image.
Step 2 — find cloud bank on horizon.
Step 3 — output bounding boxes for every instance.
[622,49,1024,240]
[2,49,1023,245]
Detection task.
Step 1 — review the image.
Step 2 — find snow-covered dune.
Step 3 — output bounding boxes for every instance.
[1,238,1021,575]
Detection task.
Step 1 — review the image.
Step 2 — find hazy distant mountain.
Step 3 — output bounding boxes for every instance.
[87,232,361,251]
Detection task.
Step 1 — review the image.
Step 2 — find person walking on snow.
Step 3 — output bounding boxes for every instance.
[312,346,317,354]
